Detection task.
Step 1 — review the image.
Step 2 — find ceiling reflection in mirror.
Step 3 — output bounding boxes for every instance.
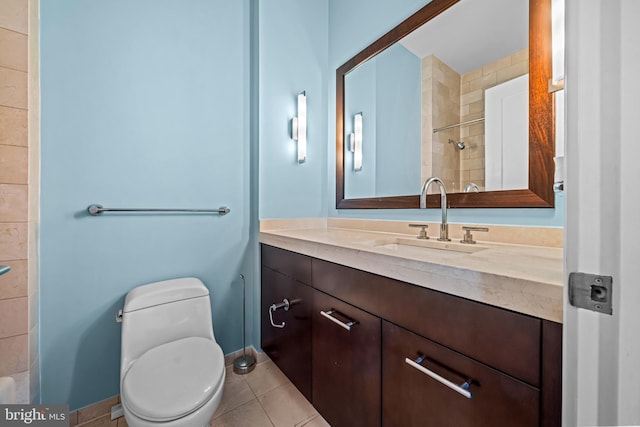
[343,0,529,199]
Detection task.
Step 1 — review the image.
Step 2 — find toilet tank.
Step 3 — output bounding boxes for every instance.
[120,277,215,376]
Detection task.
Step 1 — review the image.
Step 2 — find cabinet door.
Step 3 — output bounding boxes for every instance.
[312,290,381,427]
[261,266,313,400]
[382,321,539,427]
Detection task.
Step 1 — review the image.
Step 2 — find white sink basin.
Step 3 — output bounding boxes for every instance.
[374,237,487,259]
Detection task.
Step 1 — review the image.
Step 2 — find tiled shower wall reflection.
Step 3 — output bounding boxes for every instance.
[459,48,529,190]
[421,55,461,191]
[421,49,528,193]
[0,0,39,404]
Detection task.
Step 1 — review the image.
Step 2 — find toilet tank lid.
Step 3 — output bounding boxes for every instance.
[123,277,209,312]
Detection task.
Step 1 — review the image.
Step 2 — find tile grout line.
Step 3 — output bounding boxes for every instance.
[209,382,273,427]
[254,381,319,427]
[253,390,276,427]
[242,362,287,427]
[0,103,28,111]
[0,27,28,37]
[209,365,256,422]
[0,331,29,340]
[0,64,28,74]
[295,414,320,427]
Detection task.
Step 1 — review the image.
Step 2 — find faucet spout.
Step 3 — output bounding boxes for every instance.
[420,177,451,241]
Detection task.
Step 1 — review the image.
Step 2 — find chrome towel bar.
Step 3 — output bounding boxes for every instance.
[0,265,10,276]
[432,117,484,133]
[87,204,230,216]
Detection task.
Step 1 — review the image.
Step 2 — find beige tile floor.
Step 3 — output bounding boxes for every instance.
[210,360,329,427]
[75,359,328,427]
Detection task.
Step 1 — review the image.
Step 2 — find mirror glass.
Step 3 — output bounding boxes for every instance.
[344,0,528,198]
[342,0,544,202]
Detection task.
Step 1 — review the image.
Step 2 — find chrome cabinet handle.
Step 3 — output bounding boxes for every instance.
[269,299,290,329]
[405,356,472,399]
[0,265,10,276]
[320,309,357,331]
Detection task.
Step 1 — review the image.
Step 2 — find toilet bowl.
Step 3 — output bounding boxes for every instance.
[120,278,225,427]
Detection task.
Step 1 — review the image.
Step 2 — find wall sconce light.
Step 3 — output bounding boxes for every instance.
[549,0,565,92]
[348,113,363,171]
[291,91,307,163]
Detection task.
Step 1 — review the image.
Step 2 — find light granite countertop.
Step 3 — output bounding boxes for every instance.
[259,219,564,323]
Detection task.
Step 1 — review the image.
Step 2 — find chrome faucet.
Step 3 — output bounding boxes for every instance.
[420,177,451,241]
[463,182,480,193]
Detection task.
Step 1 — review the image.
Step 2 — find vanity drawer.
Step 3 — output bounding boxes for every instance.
[382,321,539,427]
[261,244,312,285]
[312,258,541,386]
[313,290,381,427]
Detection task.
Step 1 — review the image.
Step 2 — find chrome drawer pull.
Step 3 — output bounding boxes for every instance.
[405,356,472,399]
[320,309,357,331]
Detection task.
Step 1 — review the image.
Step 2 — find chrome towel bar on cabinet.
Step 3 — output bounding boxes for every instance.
[87,204,230,216]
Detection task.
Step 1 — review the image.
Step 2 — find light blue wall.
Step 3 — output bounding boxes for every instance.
[344,44,421,198]
[328,0,564,227]
[40,0,254,410]
[344,59,377,198]
[374,44,421,197]
[258,0,329,219]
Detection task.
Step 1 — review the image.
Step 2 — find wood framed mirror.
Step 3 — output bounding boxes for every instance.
[336,0,554,209]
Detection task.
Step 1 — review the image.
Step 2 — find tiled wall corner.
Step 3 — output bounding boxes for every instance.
[422,55,462,192]
[0,0,37,405]
[421,55,434,184]
[27,0,39,404]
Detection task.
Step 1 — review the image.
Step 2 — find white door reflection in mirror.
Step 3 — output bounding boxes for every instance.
[485,74,529,191]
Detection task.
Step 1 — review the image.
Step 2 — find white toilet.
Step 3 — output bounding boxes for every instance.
[120,277,225,427]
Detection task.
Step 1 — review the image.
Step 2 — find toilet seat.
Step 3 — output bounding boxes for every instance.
[122,337,224,422]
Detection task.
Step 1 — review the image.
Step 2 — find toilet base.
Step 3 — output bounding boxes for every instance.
[122,369,225,427]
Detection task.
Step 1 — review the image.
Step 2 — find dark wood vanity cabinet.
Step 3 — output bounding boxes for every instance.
[382,321,539,427]
[260,244,562,427]
[260,246,313,401]
[311,257,542,386]
[312,290,381,427]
